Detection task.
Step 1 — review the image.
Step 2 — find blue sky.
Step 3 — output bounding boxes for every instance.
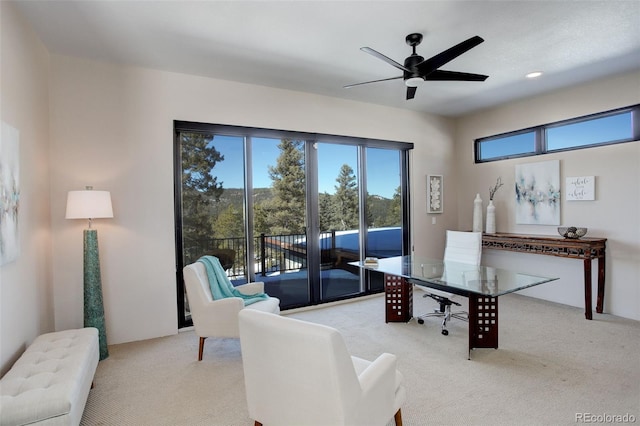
[209,136,400,198]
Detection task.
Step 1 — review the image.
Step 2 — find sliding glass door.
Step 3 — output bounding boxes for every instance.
[176,132,249,325]
[365,147,404,291]
[175,122,412,327]
[316,143,361,301]
[251,137,310,307]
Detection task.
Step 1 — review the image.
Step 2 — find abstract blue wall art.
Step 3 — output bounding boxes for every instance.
[515,160,560,225]
[1,122,20,265]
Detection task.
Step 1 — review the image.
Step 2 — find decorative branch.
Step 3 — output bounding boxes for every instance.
[489,177,504,200]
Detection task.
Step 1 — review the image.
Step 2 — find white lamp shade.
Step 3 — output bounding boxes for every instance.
[66,190,114,219]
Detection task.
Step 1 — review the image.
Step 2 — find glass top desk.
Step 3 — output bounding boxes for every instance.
[350,255,558,358]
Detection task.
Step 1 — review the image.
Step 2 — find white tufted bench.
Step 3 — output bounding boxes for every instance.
[0,328,99,426]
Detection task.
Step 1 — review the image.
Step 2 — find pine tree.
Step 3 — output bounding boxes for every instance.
[180,133,225,242]
[389,186,402,226]
[212,204,245,239]
[318,192,336,232]
[333,164,359,231]
[266,139,306,234]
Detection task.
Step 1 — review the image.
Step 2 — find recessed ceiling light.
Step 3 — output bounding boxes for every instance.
[526,71,543,79]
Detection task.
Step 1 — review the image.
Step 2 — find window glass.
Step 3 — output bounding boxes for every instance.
[179,132,247,325]
[317,143,361,300]
[365,147,402,257]
[477,131,536,161]
[474,105,637,163]
[546,111,633,151]
[252,137,309,307]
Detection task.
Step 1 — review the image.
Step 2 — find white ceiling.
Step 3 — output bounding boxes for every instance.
[12,0,640,117]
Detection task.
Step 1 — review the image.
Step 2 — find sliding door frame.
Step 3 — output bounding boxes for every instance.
[174,121,413,327]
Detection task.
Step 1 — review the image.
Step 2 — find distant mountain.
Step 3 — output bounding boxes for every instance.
[212,187,272,209]
[213,187,396,227]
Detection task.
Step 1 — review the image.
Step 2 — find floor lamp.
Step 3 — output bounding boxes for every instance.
[66,186,113,361]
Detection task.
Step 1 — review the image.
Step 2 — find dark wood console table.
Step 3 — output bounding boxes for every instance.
[481,233,607,320]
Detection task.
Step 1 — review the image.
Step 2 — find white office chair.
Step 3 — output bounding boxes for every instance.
[183,259,280,361]
[239,309,406,426]
[415,230,482,335]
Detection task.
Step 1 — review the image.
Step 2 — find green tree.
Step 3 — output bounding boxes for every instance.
[265,139,306,234]
[365,187,400,228]
[212,204,245,239]
[181,133,225,241]
[318,192,336,232]
[253,202,270,236]
[333,164,359,231]
[389,186,402,226]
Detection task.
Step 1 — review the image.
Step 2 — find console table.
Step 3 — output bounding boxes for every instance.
[481,233,607,320]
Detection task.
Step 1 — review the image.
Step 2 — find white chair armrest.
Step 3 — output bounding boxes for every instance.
[192,297,245,337]
[236,281,265,295]
[355,353,398,425]
[204,296,244,311]
[198,297,245,321]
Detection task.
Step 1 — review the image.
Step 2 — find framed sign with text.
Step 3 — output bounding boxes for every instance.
[566,176,595,201]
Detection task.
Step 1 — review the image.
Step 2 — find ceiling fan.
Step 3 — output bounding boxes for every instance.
[345,33,489,100]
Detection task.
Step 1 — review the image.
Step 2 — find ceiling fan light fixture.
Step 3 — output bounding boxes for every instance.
[405,77,424,87]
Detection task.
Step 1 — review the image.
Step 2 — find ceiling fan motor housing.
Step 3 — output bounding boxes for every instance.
[404,54,425,85]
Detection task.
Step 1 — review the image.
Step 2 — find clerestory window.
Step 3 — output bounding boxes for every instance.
[475,105,639,163]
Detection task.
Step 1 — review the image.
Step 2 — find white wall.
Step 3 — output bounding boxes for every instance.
[0,2,53,375]
[48,55,455,345]
[453,71,640,320]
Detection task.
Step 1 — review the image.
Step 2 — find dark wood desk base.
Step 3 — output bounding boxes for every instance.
[384,273,499,359]
[482,233,607,320]
[468,295,499,359]
[384,274,413,323]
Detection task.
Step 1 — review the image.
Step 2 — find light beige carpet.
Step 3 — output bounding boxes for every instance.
[81,293,640,425]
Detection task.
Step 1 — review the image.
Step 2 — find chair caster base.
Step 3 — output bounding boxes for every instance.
[417,318,424,324]
[441,329,449,336]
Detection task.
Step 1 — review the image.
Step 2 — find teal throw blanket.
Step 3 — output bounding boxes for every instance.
[197,255,269,306]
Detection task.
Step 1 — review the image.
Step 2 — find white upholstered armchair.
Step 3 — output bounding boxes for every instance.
[239,309,406,426]
[183,261,280,361]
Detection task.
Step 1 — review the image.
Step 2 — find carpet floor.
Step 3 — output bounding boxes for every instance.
[81,292,640,425]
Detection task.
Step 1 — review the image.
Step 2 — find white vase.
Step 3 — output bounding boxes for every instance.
[486,200,496,234]
[472,193,483,232]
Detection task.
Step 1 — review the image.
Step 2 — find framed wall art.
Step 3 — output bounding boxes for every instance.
[1,122,20,265]
[566,176,595,201]
[427,175,443,214]
[515,160,560,225]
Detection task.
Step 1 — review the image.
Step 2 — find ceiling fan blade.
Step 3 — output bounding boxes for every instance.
[361,47,411,73]
[406,86,417,100]
[344,75,403,89]
[417,36,484,75]
[424,70,489,81]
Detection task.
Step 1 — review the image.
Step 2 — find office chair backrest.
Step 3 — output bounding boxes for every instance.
[443,230,482,265]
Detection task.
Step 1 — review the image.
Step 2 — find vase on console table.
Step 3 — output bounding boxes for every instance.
[486,200,496,234]
[472,193,483,232]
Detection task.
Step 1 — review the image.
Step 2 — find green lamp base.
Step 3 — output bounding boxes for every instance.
[84,229,109,360]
